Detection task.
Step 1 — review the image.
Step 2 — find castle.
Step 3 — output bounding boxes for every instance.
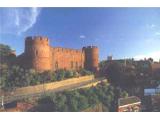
[16,36,99,72]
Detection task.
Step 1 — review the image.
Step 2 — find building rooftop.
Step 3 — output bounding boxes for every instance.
[118,96,141,107]
[144,86,160,96]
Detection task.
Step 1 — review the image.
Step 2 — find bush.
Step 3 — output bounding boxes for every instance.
[65,70,74,78]
[120,91,128,98]
[55,69,66,80]
[34,82,122,112]
[73,71,80,77]
[88,93,99,106]
[77,95,89,110]
[0,44,16,64]
[1,64,93,90]
[0,64,9,89]
[54,93,68,111]
[79,69,92,76]
[0,44,94,90]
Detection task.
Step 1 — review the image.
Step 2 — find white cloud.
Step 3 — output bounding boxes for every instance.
[0,8,41,35]
[134,51,160,62]
[80,35,86,39]
[155,31,160,36]
[147,24,156,29]
[150,24,156,29]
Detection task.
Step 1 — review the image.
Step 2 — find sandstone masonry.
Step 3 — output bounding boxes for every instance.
[16,36,99,72]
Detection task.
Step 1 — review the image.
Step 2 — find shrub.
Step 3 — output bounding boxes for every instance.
[120,91,128,98]
[1,65,93,90]
[54,93,68,111]
[77,95,89,110]
[79,69,92,76]
[55,69,66,80]
[34,82,120,112]
[88,93,99,106]
[73,71,80,77]
[65,70,74,78]
[0,64,9,89]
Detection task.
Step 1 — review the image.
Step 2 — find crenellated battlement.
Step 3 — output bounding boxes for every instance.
[25,36,49,46]
[52,47,82,54]
[17,36,99,72]
[82,46,98,49]
[26,36,48,41]
[23,36,51,72]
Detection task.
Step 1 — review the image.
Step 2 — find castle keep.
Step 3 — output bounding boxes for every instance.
[16,36,99,72]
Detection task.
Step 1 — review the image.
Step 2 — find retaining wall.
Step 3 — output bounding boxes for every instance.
[3,75,94,97]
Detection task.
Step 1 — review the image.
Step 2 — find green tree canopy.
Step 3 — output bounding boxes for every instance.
[0,44,16,64]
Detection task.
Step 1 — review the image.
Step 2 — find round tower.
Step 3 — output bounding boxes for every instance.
[83,46,99,72]
[24,36,52,72]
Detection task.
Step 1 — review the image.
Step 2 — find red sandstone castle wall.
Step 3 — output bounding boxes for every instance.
[16,36,99,72]
[51,47,85,71]
[83,46,99,72]
[151,63,160,72]
[20,36,52,72]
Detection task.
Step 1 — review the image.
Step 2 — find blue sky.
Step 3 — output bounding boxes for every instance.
[0,8,160,61]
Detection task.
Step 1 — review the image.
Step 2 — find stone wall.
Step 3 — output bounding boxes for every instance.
[4,75,94,97]
[16,36,99,72]
[83,46,99,72]
[51,47,85,71]
[151,63,160,72]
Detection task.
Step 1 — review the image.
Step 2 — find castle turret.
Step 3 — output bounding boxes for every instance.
[83,46,99,72]
[24,36,52,72]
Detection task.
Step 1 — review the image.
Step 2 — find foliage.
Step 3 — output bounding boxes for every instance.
[105,61,124,86]
[55,69,66,80]
[0,44,16,64]
[79,69,92,76]
[99,60,108,76]
[99,59,159,89]
[65,70,74,78]
[0,64,9,89]
[120,91,129,98]
[32,81,128,112]
[104,61,139,88]
[0,63,93,90]
[0,43,93,90]
[0,44,12,58]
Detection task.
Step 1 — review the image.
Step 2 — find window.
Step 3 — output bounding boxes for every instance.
[75,62,78,69]
[35,50,38,55]
[79,65,82,69]
[55,61,58,69]
[71,61,73,69]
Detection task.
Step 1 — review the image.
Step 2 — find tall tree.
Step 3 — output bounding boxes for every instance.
[0,44,16,64]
